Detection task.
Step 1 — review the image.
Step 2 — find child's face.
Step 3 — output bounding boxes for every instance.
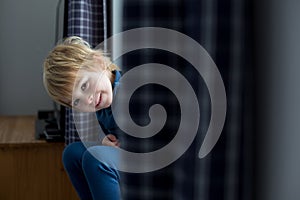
[72,70,113,112]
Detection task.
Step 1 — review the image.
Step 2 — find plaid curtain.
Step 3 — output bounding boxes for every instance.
[185,0,253,199]
[118,0,253,200]
[64,0,107,144]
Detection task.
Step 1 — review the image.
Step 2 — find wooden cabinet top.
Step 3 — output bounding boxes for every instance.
[0,116,59,147]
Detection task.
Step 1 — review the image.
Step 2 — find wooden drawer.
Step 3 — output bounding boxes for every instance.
[0,116,78,200]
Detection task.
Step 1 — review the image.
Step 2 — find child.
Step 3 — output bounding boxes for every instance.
[43,36,122,200]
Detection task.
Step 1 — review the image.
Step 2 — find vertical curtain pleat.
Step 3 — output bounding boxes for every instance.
[64,0,106,145]
[120,0,253,200]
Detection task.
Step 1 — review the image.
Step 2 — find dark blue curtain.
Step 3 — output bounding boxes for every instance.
[119,0,253,200]
[64,0,107,145]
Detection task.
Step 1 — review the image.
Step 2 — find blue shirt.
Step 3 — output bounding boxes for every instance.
[95,70,121,136]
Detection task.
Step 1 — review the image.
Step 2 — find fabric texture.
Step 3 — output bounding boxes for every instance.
[65,0,107,144]
[118,0,253,200]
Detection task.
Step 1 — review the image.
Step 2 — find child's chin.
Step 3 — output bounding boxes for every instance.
[95,107,102,111]
[96,104,110,111]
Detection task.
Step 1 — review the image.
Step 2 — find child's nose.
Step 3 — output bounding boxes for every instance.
[87,94,93,105]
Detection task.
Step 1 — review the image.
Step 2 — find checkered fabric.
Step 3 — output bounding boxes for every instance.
[118,0,253,200]
[64,0,107,144]
[64,0,253,199]
[182,1,254,199]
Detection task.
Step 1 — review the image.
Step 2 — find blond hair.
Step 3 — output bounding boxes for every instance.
[43,36,119,107]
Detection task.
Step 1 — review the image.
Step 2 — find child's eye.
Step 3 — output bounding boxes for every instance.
[73,99,80,106]
[81,82,88,91]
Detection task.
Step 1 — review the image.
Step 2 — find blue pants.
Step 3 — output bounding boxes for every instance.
[62,142,121,200]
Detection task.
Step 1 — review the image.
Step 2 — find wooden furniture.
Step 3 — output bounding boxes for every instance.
[0,116,79,200]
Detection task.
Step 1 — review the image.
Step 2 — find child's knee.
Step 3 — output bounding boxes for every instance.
[82,149,120,181]
[82,146,120,179]
[62,142,86,169]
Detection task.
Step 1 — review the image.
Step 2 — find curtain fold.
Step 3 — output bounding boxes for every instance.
[183,1,253,199]
[119,0,253,200]
[64,0,107,145]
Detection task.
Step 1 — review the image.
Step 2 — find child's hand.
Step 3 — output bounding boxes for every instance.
[102,134,120,148]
